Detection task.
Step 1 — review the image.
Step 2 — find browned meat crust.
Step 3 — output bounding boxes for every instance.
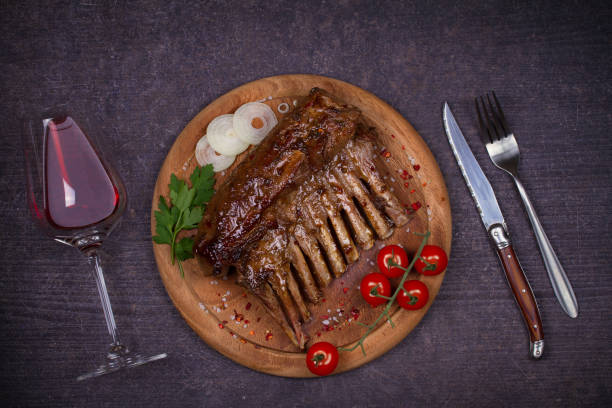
[195,89,409,349]
[195,88,360,268]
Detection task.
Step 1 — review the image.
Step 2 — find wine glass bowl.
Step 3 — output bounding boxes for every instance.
[23,113,166,380]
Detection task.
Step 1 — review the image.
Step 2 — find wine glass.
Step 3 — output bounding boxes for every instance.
[23,113,167,381]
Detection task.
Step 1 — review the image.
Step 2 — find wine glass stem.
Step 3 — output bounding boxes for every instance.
[89,252,121,346]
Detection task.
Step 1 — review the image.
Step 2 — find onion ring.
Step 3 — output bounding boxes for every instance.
[233,102,278,145]
[195,135,235,172]
[206,114,249,156]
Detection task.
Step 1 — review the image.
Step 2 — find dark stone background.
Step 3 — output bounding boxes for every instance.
[1,0,610,406]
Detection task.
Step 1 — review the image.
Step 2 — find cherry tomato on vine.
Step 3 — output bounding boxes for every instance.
[360,273,391,307]
[306,342,339,376]
[377,244,409,278]
[414,245,448,276]
[396,280,429,310]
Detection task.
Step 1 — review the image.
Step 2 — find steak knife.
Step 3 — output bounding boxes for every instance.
[443,102,544,359]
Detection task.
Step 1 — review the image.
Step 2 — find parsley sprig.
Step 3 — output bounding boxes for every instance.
[153,164,215,277]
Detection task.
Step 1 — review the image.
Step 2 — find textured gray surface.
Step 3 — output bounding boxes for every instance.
[1,0,611,407]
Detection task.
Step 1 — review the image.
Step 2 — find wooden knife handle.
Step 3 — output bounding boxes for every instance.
[490,225,544,359]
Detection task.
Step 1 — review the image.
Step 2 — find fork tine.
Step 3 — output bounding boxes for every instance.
[479,95,500,141]
[486,93,506,140]
[491,91,511,135]
[475,98,492,145]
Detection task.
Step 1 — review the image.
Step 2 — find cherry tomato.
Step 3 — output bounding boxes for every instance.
[414,245,448,276]
[377,244,409,278]
[360,273,391,307]
[306,342,339,376]
[396,280,429,310]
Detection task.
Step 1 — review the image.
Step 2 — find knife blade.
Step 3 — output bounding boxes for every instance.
[443,102,544,359]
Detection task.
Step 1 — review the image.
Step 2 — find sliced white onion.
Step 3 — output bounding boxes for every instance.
[195,135,235,172]
[206,114,249,156]
[233,102,278,145]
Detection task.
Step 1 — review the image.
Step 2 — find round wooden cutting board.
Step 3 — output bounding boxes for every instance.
[151,74,451,377]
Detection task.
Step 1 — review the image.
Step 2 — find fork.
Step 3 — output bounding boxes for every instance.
[475,92,578,318]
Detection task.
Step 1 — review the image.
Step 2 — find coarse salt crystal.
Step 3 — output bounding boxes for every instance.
[322,319,330,325]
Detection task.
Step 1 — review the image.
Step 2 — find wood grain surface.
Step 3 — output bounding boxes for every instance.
[1,1,611,407]
[151,75,451,376]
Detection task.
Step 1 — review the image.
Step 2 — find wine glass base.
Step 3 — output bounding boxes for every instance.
[77,345,167,381]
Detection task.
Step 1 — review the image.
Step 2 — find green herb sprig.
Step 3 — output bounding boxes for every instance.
[153,164,215,277]
[338,230,430,356]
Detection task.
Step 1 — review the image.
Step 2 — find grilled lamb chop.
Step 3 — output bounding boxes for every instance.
[195,89,409,349]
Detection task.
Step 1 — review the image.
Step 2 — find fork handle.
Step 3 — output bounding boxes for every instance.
[512,177,579,318]
[489,225,544,359]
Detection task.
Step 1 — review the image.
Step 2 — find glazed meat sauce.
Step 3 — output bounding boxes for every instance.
[195,88,408,348]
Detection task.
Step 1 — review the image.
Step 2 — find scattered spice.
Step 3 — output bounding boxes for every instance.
[245,302,252,311]
[413,164,421,171]
[411,201,422,211]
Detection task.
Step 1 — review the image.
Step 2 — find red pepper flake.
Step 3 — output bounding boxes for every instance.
[245,302,252,311]
[240,338,247,344]
[351,307,360,320]
[411,201,422,211]
[325,325,334,332]
[404,182,410,188]
[245,320,250,324]
[410,189,416,193]
[343,287,348,294]
[218,323,224,329]
[391,134,395,138]
[222,320,228,324]
[317,332,322,337]
[256,317,261,322]
[242,292,247,298]
[413,164,421,171]
[265,332,273,341]
[322,298,326,303]
[422,182,427,187]
[339,302,344,307]
[402,145,406,150]
[383,151,391,158]
[229,331,234,336]
[249,330,255,335]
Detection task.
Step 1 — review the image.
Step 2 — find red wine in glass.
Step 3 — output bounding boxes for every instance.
[44,116,120,229]
[24,114,166,380]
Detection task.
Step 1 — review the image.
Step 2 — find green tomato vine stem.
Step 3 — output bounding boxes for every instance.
[337,231,431,356]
